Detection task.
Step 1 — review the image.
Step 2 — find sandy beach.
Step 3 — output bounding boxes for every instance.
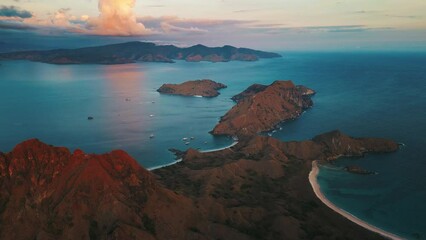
[148,141,238,171]
[309,161,404,240]
[199,141,238,153]
[147,158,183,171]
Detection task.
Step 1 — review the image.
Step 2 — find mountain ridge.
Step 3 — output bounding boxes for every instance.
[0,41,282,65]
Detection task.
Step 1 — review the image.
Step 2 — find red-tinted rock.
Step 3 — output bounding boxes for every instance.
[0,130,397,240]
[0,139,197,240]
[212,80,314,136]
[157,79,227,97]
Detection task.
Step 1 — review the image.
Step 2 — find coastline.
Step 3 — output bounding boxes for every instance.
[147,141,238,171]
[309,161,404,240]
[199,141,238,153]
[147,158,183,171]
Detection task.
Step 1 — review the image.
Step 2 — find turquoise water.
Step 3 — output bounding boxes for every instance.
[1,52,426,238]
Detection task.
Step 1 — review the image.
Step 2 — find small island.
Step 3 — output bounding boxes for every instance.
[212,80,316,136]
[157,79,227,97]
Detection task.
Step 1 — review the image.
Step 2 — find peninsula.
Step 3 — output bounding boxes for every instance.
[0,41,282,65]
[0,131,398,239]
[157,79,227,97]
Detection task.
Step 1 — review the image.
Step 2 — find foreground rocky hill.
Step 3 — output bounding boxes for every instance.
[0,131,398,240]
[212,80,316,136]
[0,139,200,240]
[0,41,281,65]
[157,79,227,97]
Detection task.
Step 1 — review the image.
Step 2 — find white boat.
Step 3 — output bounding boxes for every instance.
[149,114,154,117]
[182,137,188,141]
[149,134,155,139]
[185,142,190,145]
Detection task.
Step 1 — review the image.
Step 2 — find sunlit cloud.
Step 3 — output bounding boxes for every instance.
[160,22,207,34]
[85,0,154,36]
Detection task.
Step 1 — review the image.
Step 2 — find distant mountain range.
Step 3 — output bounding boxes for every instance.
[0,41,281,65]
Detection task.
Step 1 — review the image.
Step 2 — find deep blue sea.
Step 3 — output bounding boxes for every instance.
[1,52,425,239]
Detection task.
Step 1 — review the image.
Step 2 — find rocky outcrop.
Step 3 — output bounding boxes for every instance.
[157,80,227,97]
[0,139,199,240]
[0,132,397,240]
[0,42,281,65]
[212,80,315,136]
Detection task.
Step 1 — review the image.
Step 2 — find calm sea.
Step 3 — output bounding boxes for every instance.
[1,52,425,239]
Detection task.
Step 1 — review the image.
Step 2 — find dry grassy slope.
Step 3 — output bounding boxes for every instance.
[212,80,315,136]
[154,131,398,240]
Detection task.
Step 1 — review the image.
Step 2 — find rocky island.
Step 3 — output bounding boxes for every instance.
[0,41,282,65]
[157,79,227,97]
[212,80,316,136]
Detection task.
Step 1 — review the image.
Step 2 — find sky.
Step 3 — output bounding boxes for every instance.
[0,0,425,51]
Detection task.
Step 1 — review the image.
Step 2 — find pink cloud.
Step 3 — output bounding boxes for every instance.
[86,0,154,36]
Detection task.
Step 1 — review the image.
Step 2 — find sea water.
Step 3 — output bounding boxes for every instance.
[0,52,425,239]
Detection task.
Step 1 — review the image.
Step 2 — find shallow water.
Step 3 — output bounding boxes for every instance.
[1,52,425,238]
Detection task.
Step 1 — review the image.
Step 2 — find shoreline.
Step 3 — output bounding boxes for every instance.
[309,161,404,240]
[147,141,238,171]
[199,141,238,153]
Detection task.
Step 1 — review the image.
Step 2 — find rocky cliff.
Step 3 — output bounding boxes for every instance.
[157,79,227,97]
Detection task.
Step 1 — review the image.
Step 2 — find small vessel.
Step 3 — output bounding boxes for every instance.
[182,137,188,141]
[185,142,190,145]
[190,137,195,140]
[149,114,154,117]
[149,134,155,139]
[87,116,94,120]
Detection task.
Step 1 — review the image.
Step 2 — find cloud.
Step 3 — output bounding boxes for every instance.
[139,16,254,33]
[304,25,367,32]
[0,20,35,30]
[49,8,73,26]
[86,0,153,36]
[0,5,32,18]
[384,14,420,19]
[349,10,421,19]
[145,5,165,8]
[160,22,207,34]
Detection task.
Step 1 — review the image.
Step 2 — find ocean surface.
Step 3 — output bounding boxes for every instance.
[1,52,425,239]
